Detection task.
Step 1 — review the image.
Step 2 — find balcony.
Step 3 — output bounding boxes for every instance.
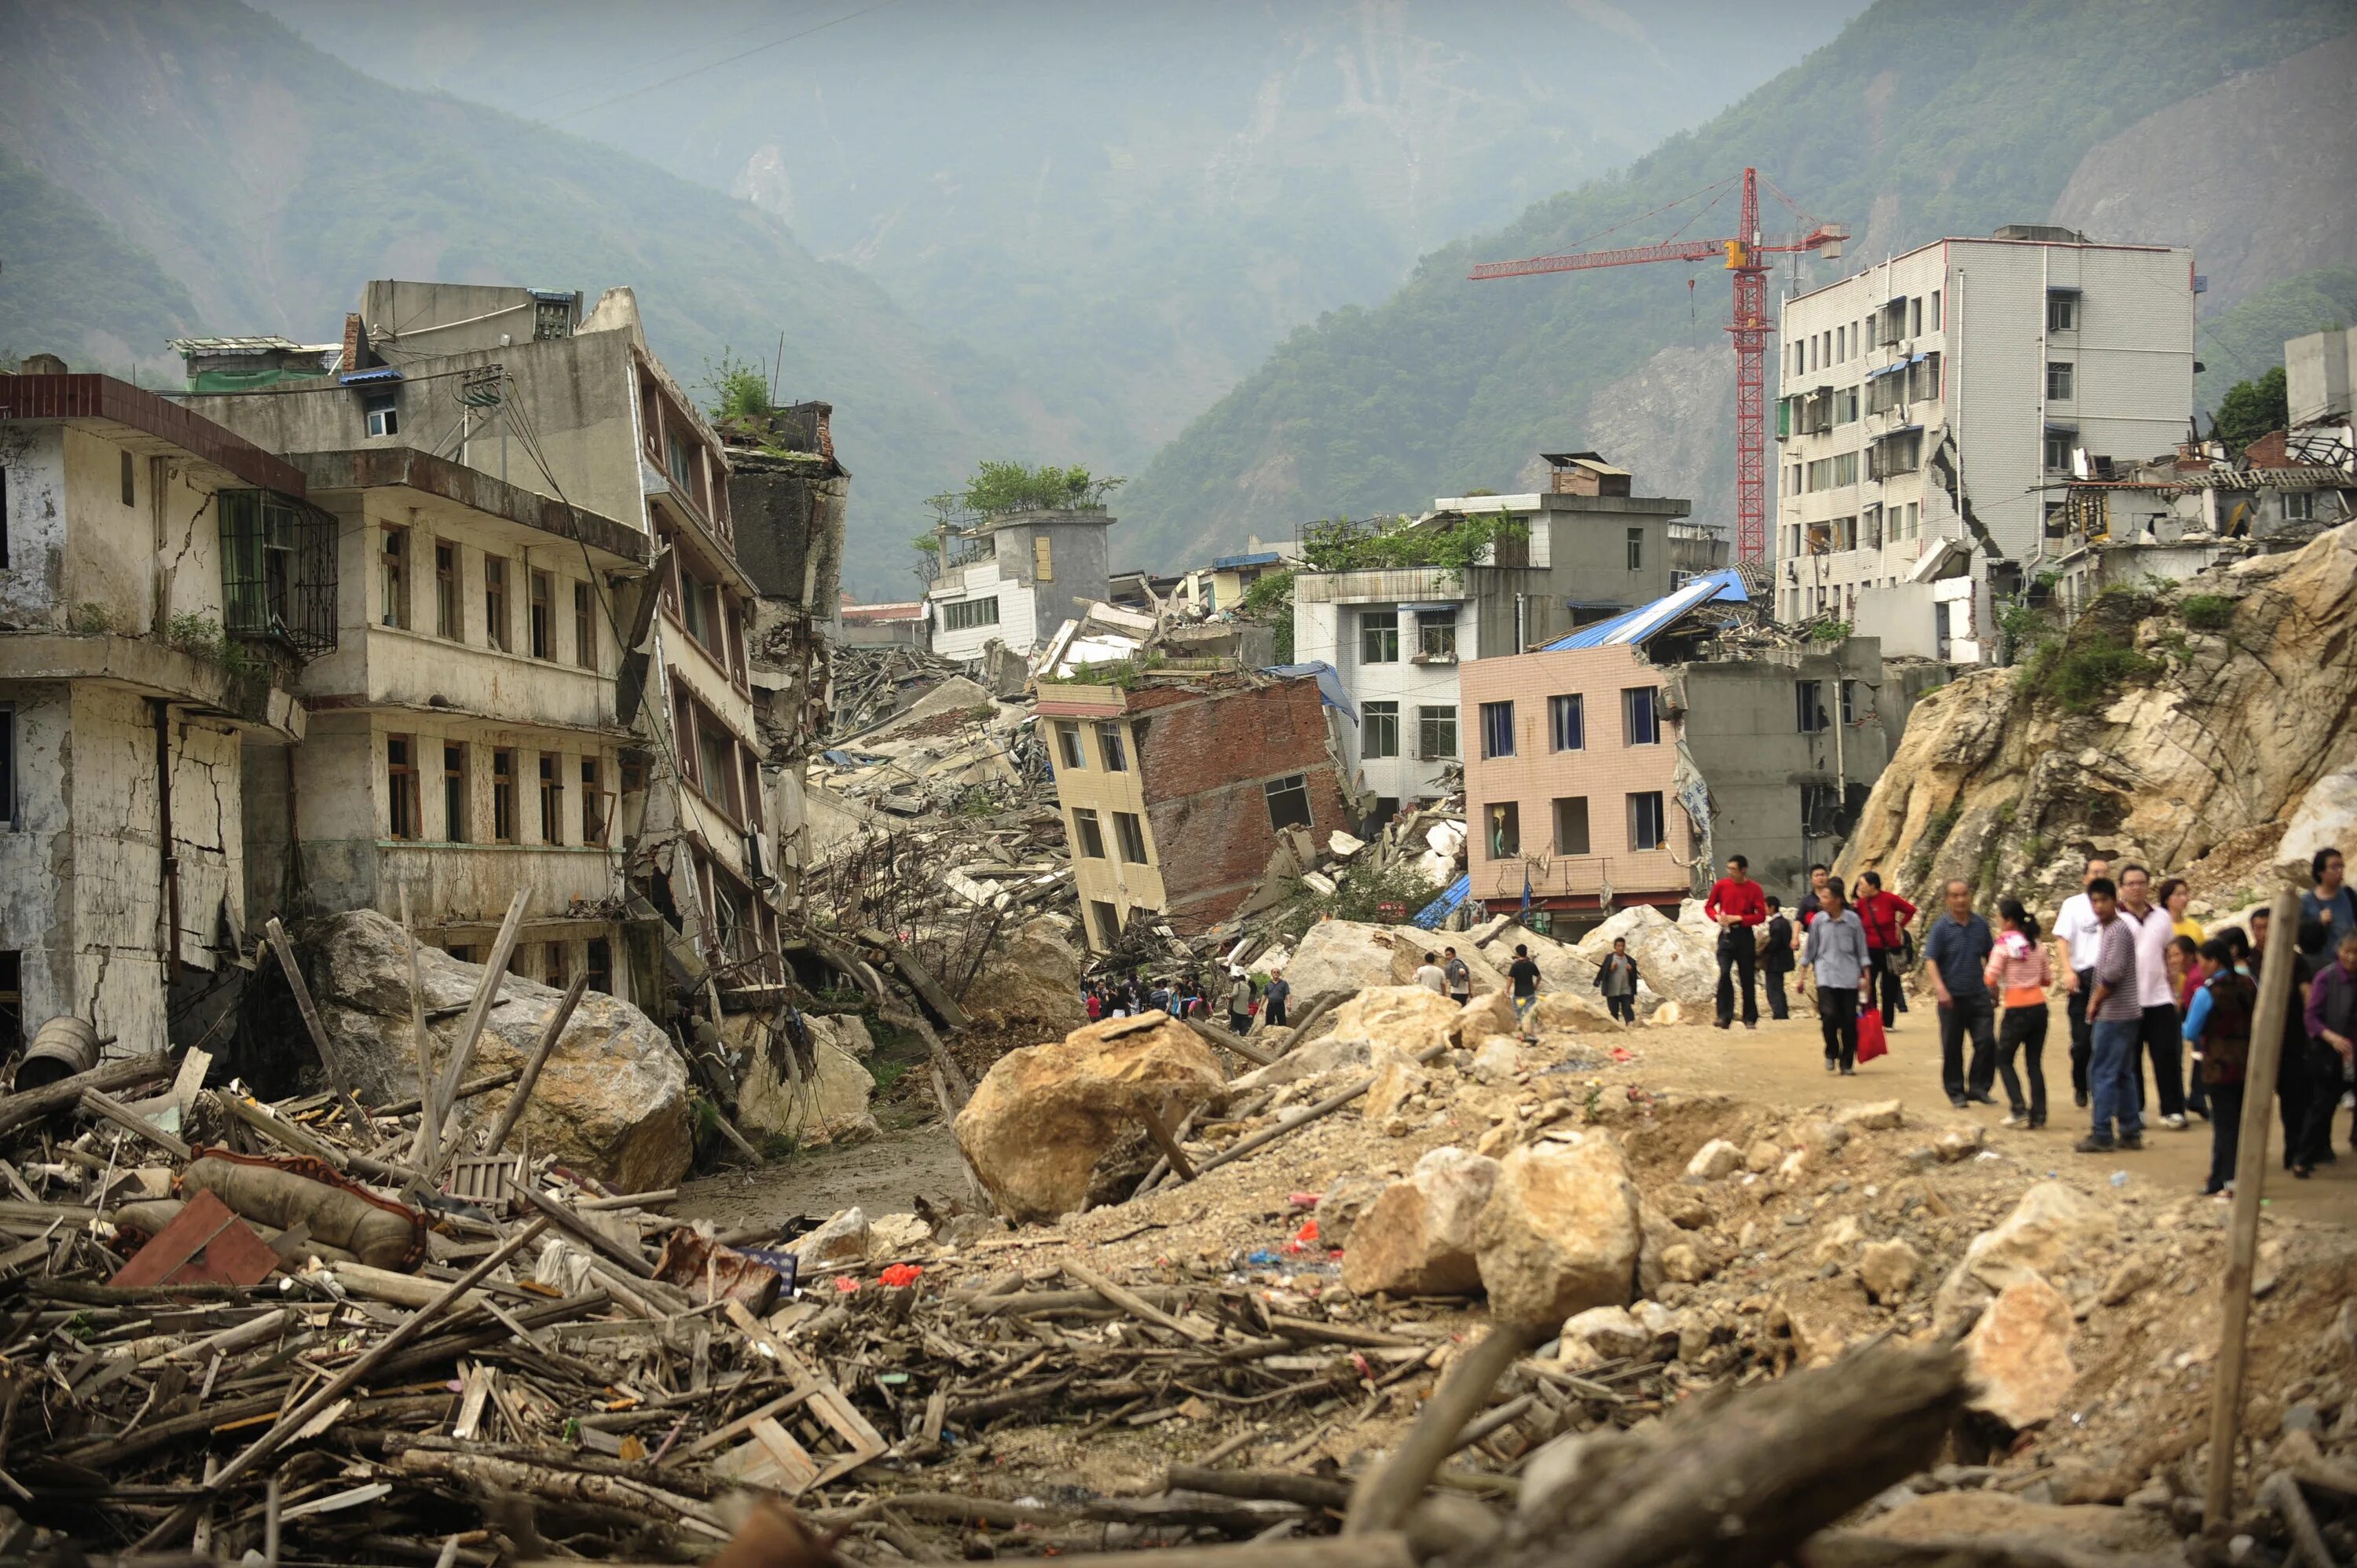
[303,625,614,732]
[376,841,621,925]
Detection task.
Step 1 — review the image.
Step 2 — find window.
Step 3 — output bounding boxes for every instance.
[1359,608,1400,664]
[492,749,518,843]
[1868,430,1923,478]
[1904,501,1920,538]
[699,723,737,816]
[1417,705,1457,760]
[387,735,420,841]
[581,757,610,845]
[2046,294,2077,332]
[1362,701,1399,760]
[1486,801,1519,859]
[943,595,999,632]
[1834,387,1859,425]
[1033,535,1054,581]
[1264,773,1314,832]
[1930,290,1942,330]
[2045,433,2075,472]
[1908,297,1923,337]
[574,581,596,669]
[1113,810,1149,864]
[0,951,18,1060]
[741,751,762,828]
[1840,679,1858,726]
[483,556,510,650]
[2285,490,2315,522]
[1622,687,1660,746]
[530,571,554,659]
[1416,610,1457,661]
[442,744,468,842]
[2046,361,2074,401]
[434,543,460,638]
[378,527,409,628]
[539,754,563,844]
[120,449,137,507]
[1629,791,1667,852]
[1549,694,1584,752]
[1091,900,1123,950]
[1796,680,1828,733]
[364,391,399,438]
[1909,354,1941,404]
[1553,796,1590,855]
[1626,526,1644,572]
[1,469,10,569]
[1054,721,1086,771]
[585,937,613,995]
[1072,807,1108,859]
[0,708,16,828]
[1802,782,1842,838]
[1094,720,1127,771]
[1479,700,1516,760]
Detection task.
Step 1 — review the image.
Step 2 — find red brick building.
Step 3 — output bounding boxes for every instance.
[1037,669,1355,950]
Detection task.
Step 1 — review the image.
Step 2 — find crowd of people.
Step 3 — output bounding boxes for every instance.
[1682,844,2357,1198]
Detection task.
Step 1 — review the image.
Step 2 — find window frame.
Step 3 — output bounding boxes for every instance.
[442,742,468,843]
[386,734,421,841]
[581,757,611,846]
[1479,699,1516,760]
[483,555,510,651]
[0,705,16,830]
[1486,800,1519,859]
[1054,720,1086,771]
[434,541,460,639]
[574,581,598,669]
[2045,361,2075,401]
[1549,693,1584,752]
[1112,810,1149,865]
[1094,720,1128,772]
[379,526,410,629]
[1625,526,1644,572]
[1361,700,1400,760]
[2045,294,2077,332]
[363,390,399,438]
[1416,610,1457,661]
[1263,773,1314,833]
[538,753,563,845]
[120,449,137,507]
[1417,705,1458,760]
[1622,686,1661,746]
[1796,680,1827,734]
[529,570,555,660]
[491,748,518,844]
[942,595,1000,633]
[1071,806,1109,859]
[1358,608,1400,665]
[1629,790,1667,852]
[1552,795,1590,855]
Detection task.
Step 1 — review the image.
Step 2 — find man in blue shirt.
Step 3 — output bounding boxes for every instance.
[1923,878,1997,1109]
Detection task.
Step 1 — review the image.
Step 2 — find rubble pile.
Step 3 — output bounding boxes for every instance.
[822,640,970,741]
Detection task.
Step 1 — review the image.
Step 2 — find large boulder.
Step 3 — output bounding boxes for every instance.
[1475,1132,1642,1328]
[1478,924,1599,995]
[1340,1146,1500,1297]
[731,1013,878,1148]
[1577,906,1717,1009]
[1285,921,1510,1006]
[2277,768,2357,884]
[960,918,1087,1036]
[954,1015,1225,1223]
[302,910,691,1190]
[1327,985,1462,1057]
[1530,991,1624,1034]
[1961,1277,2077,1430]
[1934,1181,2111,1337]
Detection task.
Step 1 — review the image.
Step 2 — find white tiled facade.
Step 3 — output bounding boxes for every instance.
[1772,236,2194,657]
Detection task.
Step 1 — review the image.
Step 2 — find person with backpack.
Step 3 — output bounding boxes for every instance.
[2183,936,2260,1196]
[1984,898,2053,1129]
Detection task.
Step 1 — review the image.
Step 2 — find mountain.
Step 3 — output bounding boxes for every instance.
[1120,0,2357,569]
[0,144,197,377]
[0,0,1079,596]
[249,0,1864,475]
[2191,264,2357,420]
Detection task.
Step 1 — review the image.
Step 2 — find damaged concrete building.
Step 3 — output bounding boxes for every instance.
[923,506,1113,661]
[0,368,313,1055]
[1038,665,1359,951]
[1460,570,1919,917]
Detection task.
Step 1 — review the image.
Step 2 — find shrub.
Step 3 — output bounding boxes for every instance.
[2018,632,2159,713]
[2181,593,2233,631]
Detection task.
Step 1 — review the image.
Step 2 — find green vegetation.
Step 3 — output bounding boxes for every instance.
[705,349,775,422]
[1238,569,1298,664]
[69,603,112,635]
[1268,857,1442,943]
[2180,593,2234,631]
[2211,365,2289,451]
[1809,620,1853,643]
[164,612,261,677]
[2017,632,2161,713]
[1298,512,1527,587]
[944,460,1125,518]
[2193,266,2357,418]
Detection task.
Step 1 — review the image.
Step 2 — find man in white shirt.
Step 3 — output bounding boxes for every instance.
[1413,952,1448,995]
[2117,864,2190,1129]
[2051,856,2109,1111]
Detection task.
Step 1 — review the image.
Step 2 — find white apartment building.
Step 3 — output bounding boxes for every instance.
[1773,226,2194,660]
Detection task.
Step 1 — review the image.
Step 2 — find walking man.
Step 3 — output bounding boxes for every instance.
[1508,943,1543,1040]
[1226,969,1252,1035]
[1442,947,1472,1006]
[1597,938,1641,1024]
[2078,877,2146,1153]
[2117,865,2190,1128]
[1413,951,1448,994]
[1706,854,1767,1030]
[1761,895,1794,1021]
[1923,878,1997,1108]
[1262,969,1291,1028]
[2051,855,2110,1108]
[1856,870,1917,1031]
[2301,847,2355,957]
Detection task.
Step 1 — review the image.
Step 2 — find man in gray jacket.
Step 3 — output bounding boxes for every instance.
[1804,881,1872,1074]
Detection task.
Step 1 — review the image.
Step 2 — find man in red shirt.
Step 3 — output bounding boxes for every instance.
[1706,854,1768,1030]
[1856,870,1918,1031]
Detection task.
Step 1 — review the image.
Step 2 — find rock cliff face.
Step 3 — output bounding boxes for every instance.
[1839,524,2357,909]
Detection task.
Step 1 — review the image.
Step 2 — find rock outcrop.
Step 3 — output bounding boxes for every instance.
[960,918,1087,1036]
[302,910,692,1190]
[731,1012,878,1149]
[954,1015,1225,1223]
[1839,523,2357,907]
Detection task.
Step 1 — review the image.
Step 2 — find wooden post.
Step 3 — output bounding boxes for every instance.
[265,917,370,1130]
[482,972,591,1156]
[401,887,438,1177]
[2205,888,2303,1526]
[413,888,530,1173]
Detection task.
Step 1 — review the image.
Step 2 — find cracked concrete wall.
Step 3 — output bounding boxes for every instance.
[0,427,229,635]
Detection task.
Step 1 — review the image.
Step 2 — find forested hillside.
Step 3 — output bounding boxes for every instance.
[0,145,196,376]
[1121,0,2357,567]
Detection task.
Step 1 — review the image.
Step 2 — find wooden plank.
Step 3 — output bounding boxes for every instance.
[518,1185,654,1280]
[416,888,530,1176]
[1185,1015,1275,1068]
[481,971,590,1155]
[860,927,970,1029]
[265,918,369,1128]
[1136,1103,1196,1181]
[1065,1260,1214,1344]
[0,1053,172,1137]
[81,1088,194,1161]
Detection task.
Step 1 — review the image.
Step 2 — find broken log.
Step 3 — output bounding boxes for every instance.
[0,1053,171,1137]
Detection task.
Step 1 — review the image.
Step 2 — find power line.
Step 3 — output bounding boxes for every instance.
[541,0,907,126]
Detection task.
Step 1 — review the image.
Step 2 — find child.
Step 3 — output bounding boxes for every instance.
[1596,938,1642,1024]
[1985,897,2053,1128]
[2183,936,2258,1196]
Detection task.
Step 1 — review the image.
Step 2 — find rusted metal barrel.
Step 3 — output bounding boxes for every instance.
[15,1017,100,1089]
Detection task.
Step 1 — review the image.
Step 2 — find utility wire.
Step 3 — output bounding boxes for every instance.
[541,0,907,126]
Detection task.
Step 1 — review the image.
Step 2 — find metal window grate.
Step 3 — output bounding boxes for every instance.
[219,489,338,659]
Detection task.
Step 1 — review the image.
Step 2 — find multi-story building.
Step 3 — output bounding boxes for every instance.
[184,280,785,996]
[0,366,313,1056]
[1461,571,1908,918]
[1293,456,1718,818]
[924,508,1114,661]
[236,446,651,998]
[1037,666,1357,951]
[1773,226,2194,660]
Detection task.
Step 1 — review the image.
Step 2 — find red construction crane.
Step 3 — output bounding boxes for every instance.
[1470,167,1847,564]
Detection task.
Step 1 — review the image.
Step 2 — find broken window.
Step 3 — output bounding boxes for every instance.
[1362,701,1399,760]
[1264,774,1314,833]
[442,744,468,842]
[1796,680,1828,734]
[942,595,999,632]
[1486,801,1519,859]
[1554,796,1590,855]
[387,735,420,841]
[1054,721,1086,771]
[1091,900,1122,950]
[492,749,517,844]
[741,751,762,828]
[379,526,409,628]
[1549,694,1584,752]
[1622,687,1660,746]
[1479,700,1516,760]
[574,581,597,669]
[1416,610,1457,661]
[1113,811,1149,865]
[484,556,510,651]
[1072,807,1108,859]
[1629,790,1667,852]
[581,757,610,846]
[1801,783,1842,839]
[539,753,563,844]
[530,571,554,659]
[1417,705,1457,760]
[2046,361,2075,401]
[435,543,460,639]
[585,938,613,995]
[1094,720,1127,772]
[1359,608,1400,664]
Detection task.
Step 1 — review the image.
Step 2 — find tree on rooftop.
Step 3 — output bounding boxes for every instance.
[2212,365,2287,452]
[959,460,1124,516]
[704,348,774,423]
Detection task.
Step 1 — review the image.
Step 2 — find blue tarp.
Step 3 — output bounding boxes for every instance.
[1539,568,1748,651]
[338,367,405,386]
[1262,661,1358,724]
[1212,550,1284,570]
[1413,874,1472,929]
